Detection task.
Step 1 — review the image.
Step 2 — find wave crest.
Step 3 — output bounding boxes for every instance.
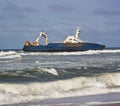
[0,51,21,59]
[20,49,120,56]
[0,72,120,105]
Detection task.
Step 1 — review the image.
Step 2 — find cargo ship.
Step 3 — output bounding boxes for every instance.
[23,27,105,52]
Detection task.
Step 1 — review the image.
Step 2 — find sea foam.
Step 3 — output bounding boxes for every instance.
[20,49,120,56]
[0,51,21,59]
[38,68,59,76]
[0,72,120,105]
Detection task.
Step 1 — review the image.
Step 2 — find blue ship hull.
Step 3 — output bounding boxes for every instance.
[23,43,105,52]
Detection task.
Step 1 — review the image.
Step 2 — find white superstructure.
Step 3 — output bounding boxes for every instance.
[64,27,83,43]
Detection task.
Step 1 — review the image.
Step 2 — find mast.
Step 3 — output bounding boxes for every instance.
[75,27,81,39]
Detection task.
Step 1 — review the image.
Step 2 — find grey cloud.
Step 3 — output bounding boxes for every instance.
[4,1,36,12]
[94,8,120,16]
[0,1,36,20]
[105,21,120,26]
[49,4,75,12]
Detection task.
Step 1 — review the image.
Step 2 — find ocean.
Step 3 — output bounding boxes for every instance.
[0,48,120,105]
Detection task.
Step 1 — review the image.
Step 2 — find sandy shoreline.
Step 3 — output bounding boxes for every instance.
[2,92,120,106]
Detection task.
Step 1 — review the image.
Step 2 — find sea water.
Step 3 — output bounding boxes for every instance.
[0,48,120,105]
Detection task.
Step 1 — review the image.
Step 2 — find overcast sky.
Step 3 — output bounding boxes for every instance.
[0,0,120,49]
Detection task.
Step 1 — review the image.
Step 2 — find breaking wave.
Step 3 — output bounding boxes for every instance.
[37,67,58,76]
[0,51,21,59]
[20,49,120,56]
[0,72,120,105]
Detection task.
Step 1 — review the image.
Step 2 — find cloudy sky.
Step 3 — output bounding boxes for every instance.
[0,0,120,49]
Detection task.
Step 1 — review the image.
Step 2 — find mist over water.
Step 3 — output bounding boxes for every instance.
[0,49,120,105]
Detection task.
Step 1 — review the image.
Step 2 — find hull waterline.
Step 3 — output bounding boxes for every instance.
[23,43,105,52]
